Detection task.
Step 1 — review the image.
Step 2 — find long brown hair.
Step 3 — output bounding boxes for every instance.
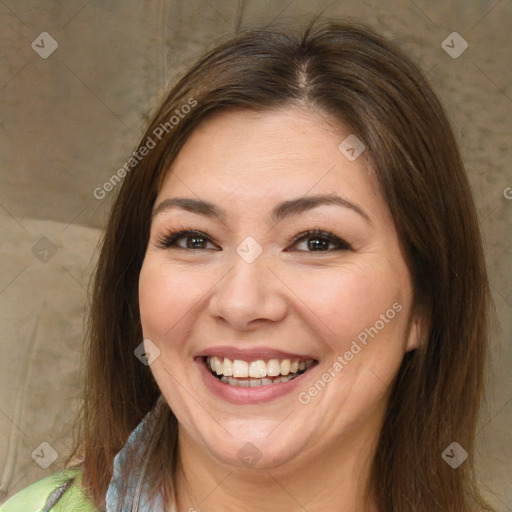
[67,19,494,512]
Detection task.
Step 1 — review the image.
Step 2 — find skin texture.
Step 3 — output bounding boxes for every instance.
[138,107,421,512]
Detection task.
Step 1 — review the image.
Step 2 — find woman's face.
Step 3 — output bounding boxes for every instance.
[139,107,420,470]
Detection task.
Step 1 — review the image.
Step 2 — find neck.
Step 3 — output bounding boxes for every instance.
[173,425,380,512]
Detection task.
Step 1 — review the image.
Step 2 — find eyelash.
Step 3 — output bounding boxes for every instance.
[288,229,351,251]
[155,227,352,252]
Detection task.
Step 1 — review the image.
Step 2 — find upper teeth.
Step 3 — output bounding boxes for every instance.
[206,356,314,378]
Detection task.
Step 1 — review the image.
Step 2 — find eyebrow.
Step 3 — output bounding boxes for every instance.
[152,194,371,223]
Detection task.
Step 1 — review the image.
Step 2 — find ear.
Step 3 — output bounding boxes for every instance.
[405,308,427,352]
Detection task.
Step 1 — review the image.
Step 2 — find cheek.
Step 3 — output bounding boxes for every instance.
[295,265,404,343]
[138,258,206,339]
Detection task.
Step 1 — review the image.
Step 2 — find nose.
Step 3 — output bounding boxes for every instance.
[208,252,287,331]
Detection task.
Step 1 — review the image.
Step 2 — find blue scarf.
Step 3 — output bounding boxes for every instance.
[105,401,175,512]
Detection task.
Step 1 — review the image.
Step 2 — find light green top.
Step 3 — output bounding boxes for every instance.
[0,466,100,512]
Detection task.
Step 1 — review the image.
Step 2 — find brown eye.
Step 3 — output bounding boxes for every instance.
[157,230,219,250]
[288,230,351,252]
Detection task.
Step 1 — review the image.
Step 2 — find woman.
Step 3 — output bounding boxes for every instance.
[0,19,494,512]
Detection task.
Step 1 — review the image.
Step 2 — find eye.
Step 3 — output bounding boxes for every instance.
[156,229,219,250]
[287,229,351,252]
[156,228,350,252]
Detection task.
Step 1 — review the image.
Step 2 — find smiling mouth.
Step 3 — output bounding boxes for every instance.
[204,356,316,387]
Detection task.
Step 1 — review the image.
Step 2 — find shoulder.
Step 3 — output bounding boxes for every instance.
[0,465,100,512]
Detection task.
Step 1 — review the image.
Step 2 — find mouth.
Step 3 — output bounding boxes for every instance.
[203,355,317,388]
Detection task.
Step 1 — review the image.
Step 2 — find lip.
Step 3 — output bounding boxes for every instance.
[194,345,315,362]
[195,355,318,405]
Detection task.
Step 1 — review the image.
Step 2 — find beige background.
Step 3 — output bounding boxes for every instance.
[0,0,510,510]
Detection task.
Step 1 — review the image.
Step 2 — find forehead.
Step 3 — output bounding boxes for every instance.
[158,107,385,219]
